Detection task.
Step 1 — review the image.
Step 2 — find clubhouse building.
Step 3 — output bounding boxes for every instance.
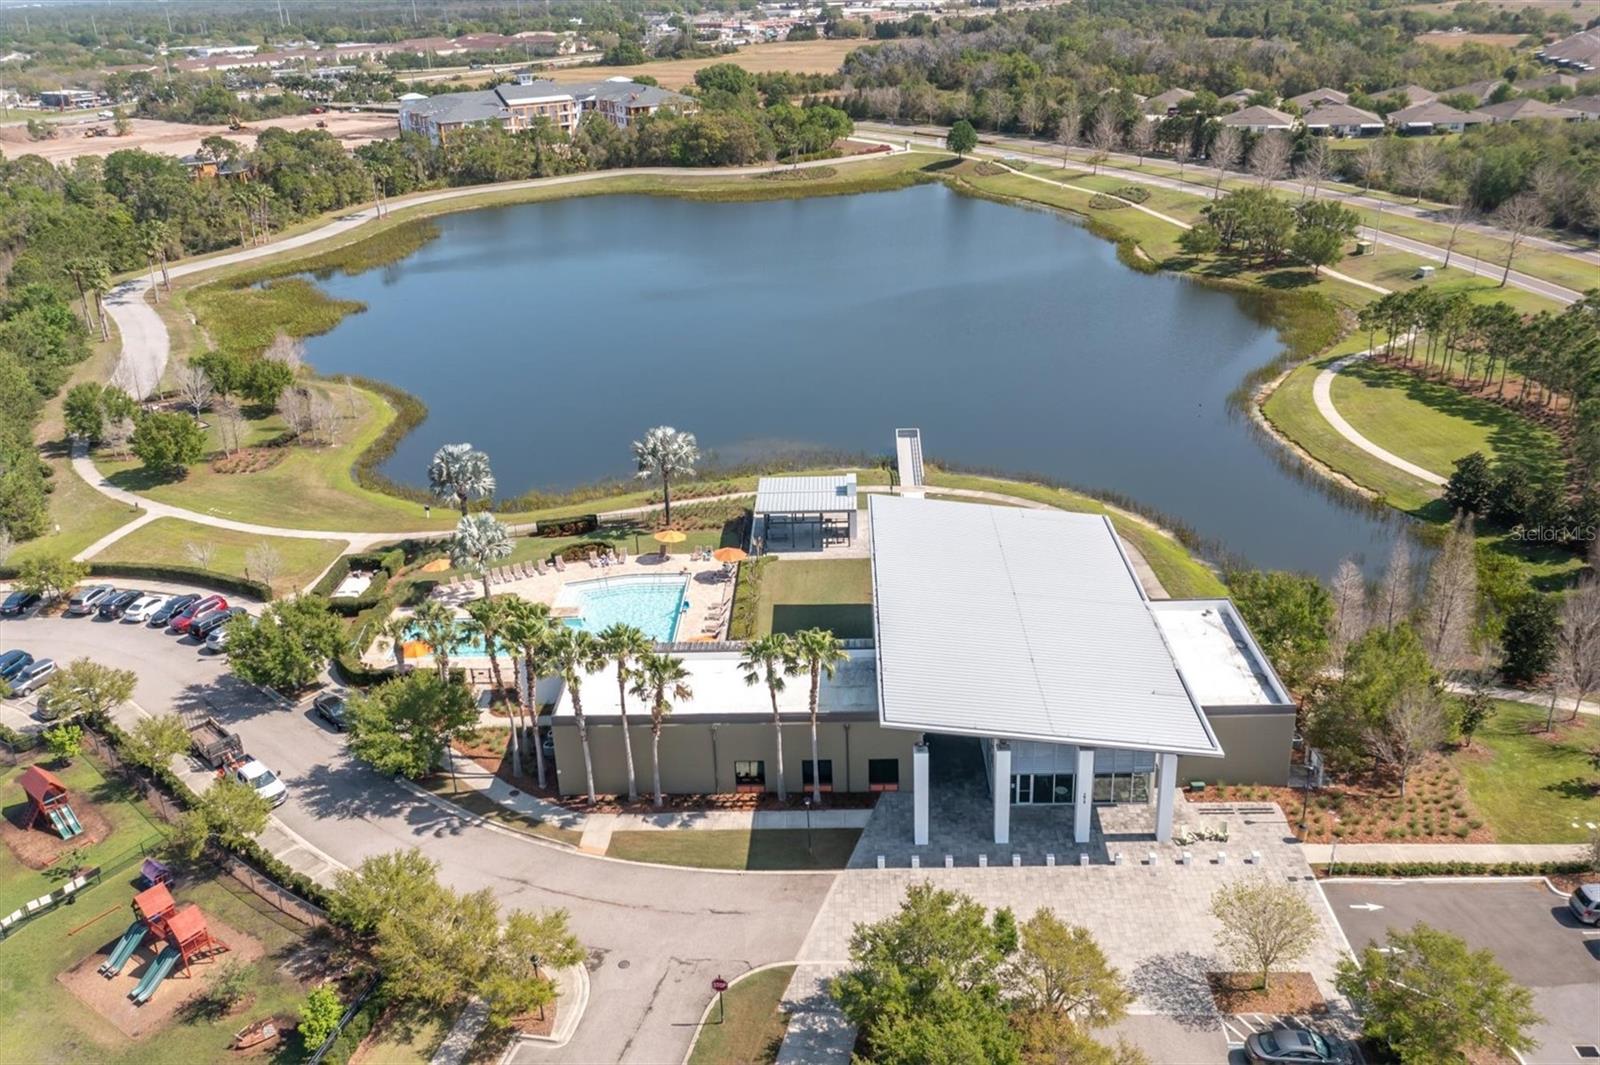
[548,495,1294,844]
[398,74,693,144]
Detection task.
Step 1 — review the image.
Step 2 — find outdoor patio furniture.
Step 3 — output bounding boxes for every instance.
[533,559,547,575]
[554,556,566,571]
[618,549,628,563]
[586,550,600,569]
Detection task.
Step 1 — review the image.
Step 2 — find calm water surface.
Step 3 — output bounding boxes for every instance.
[299,184,1403,575]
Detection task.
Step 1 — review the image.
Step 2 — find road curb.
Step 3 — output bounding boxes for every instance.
[678,960,798,1065]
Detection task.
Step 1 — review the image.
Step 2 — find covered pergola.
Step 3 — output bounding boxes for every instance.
[868,495,1227,845]
[751,474,858,553]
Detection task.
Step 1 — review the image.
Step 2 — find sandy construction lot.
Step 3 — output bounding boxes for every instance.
[0,110,396,164]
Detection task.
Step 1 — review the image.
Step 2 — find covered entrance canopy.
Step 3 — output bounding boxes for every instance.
[752,474,858,553]
[868,495,1227,845]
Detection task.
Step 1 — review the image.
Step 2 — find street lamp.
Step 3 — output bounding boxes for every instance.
[803,796,813,856]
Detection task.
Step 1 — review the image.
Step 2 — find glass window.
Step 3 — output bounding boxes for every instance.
[1012,774,1031,804]
[868,758,899,791]
[734,760,765,793]
[1112,774,1133,803]
[1031,774,1055,804]
[1092,775,1113,803]
[1052,775,1074,804]
[1131,773,1150,803]
[802,759,834,791]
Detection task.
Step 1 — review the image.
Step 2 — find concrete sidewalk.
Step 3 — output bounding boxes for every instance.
[1303,842,1591,864]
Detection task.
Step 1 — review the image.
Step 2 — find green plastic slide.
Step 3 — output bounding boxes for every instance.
[99,920,147,976]
[130,945,179,1004]
[59,805,82,836]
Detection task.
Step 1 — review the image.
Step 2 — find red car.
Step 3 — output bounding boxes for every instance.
[169,594,227,634]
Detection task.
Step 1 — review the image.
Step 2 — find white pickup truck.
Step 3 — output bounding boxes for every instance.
[233,759,288,808]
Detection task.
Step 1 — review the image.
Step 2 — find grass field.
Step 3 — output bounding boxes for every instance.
[7,456,145,567]
[1328,359,1563,480]
[91,517,347,596]
[1453,700,1600,843]
[686,964,796,1065]
[604,828,861,870]
[738,558,874,640]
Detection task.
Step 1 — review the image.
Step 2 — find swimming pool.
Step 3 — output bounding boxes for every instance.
[555,574,690,643]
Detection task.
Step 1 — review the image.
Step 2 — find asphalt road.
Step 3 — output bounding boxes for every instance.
[3,604,835,1064]
[1324,879,1600,1064]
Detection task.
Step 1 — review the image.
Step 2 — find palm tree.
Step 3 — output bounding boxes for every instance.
[790,628,847,806]
[631,426,698,526]
[139,220,172,298]
[449,513,513,601]
[500,598,553,783]
[464,595,514,765]
[408,599,460,683]
[598,623,651,802]
[64,258,98,337]
[428,443,496,519]
[546,627,606,804]
[84,257,112,342]
[631,652,692,807]
[740,634,795,802]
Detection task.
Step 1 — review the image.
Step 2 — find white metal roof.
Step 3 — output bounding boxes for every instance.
[754,474,857,515]
[868,496,1223,757]
[1149,600,1291,707]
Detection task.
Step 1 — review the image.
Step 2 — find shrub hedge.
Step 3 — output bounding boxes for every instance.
[335,594,400,687]
[85,562,273,601]
[1115,185,1151,203]
[1318,860,1588,878]
[312,548,403,616]
[536,515,598,538]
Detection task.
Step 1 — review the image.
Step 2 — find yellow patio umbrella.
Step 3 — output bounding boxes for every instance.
[711,547,749,563]
[652,529,687,558]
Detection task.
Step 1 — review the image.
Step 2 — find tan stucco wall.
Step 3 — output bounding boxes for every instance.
[1178,709,1295,787]
[551,719,917,797]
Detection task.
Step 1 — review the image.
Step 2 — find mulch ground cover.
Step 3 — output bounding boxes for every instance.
[1206,971,1325,1015]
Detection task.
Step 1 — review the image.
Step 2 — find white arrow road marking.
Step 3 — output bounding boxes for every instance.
[1348,902,1384,911]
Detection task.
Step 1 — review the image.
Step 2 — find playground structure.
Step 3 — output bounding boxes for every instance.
[99,882,230,1006]
[18,765,83,840]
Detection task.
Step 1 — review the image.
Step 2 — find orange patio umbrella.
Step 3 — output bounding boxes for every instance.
[711,547,749,563]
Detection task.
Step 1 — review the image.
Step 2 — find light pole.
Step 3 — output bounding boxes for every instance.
[803,795,813,855]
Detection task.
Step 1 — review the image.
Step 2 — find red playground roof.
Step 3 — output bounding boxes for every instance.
[19,765,66,805]
[133,882,176,922]
[165,905,209,947]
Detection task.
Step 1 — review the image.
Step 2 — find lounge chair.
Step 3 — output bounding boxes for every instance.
[618,548,628,564]
[515,562,531,579]
[533,558,547,575]
[554,555,567,572]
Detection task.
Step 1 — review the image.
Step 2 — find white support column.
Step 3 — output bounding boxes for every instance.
[1154,753,1178,843]
[912,742,930,847]
[1074,747,1095,844]
[991,741,1011,845]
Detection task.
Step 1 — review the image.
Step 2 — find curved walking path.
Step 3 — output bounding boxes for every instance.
[1310,348,1447,489]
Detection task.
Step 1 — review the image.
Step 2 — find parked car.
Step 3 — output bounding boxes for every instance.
[234,759,287,807]
[0,590,41,616]
[192,605,245,642]
[122,593,170,623]
[97,588,145,619]
[1570,883,1600,925]
[201,609,248,650]
[149,593,199,627]
[9,658,56,697]
[0,649,35,682]
[313,690,348,730]
[169,595,226,634]
[1244,1028,1337,1064]
[66,584,115,615]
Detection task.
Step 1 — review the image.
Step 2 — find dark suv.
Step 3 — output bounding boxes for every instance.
[97,588,144,619]
[170,595,226,635]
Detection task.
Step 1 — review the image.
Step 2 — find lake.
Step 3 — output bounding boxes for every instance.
[298,182,1404,576]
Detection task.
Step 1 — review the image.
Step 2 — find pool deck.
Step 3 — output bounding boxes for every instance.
[368,552,739,669]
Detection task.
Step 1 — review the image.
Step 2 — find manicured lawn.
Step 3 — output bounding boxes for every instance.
[351,1002,461,1064]
[415,778,584,848]
[1328,359,1562,480]
[744,558,874,640]
[1452,700,1600,844]
[91,517,346,597]
[687,964,796,1065]
[604,828,861,870]
[7,456,145,566]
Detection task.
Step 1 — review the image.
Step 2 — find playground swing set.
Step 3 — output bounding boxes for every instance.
[99,882,230,1006]
[19,765,84,840]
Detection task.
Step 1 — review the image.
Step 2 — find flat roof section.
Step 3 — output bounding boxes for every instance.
[549,648,878,723]
[868,496,1223,758]
[754,473,857,515]
[1149,601,1292,708]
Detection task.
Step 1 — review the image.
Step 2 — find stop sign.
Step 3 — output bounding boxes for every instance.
[711,976,728,993]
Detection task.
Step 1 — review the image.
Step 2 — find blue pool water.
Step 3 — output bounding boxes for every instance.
[557,574,689,643]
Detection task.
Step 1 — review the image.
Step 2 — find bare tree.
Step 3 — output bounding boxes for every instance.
[1248,132,1291,186]
[1529,160,1574,224]
[984,91,1012,132]
[1330,558,1369,662]
[1553,576,1600,727]
[184,540,217,572]
[1296,138,1331,201]
[1209,126,1243,198]
[1351,140,1387,196]
[174,360,213,418]
[262,331,304,372]
[1366,687,1448,796]
[1439,196,1477,271]
[1172,136,1193,178]
[1016,91,1046,137]
[343,376,360,419]
[1055,102,1081,169]
[1421,518,1478,669]
[103,416,135,461]
[1493,193,1548,288]
[244,541,283,591]
[277,386,313,439]
[1396,141,1443,204]
[1376,539,1414,630]
[1127,118,1155,166]
[1087,110,1120,174]
[309,392,338,446]
[213,397,245,456]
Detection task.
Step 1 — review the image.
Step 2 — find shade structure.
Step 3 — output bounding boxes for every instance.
[711,547,749,563]
[653,530,688,544]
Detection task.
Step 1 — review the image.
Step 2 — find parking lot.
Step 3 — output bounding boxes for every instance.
[1325,879,1600,1063]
